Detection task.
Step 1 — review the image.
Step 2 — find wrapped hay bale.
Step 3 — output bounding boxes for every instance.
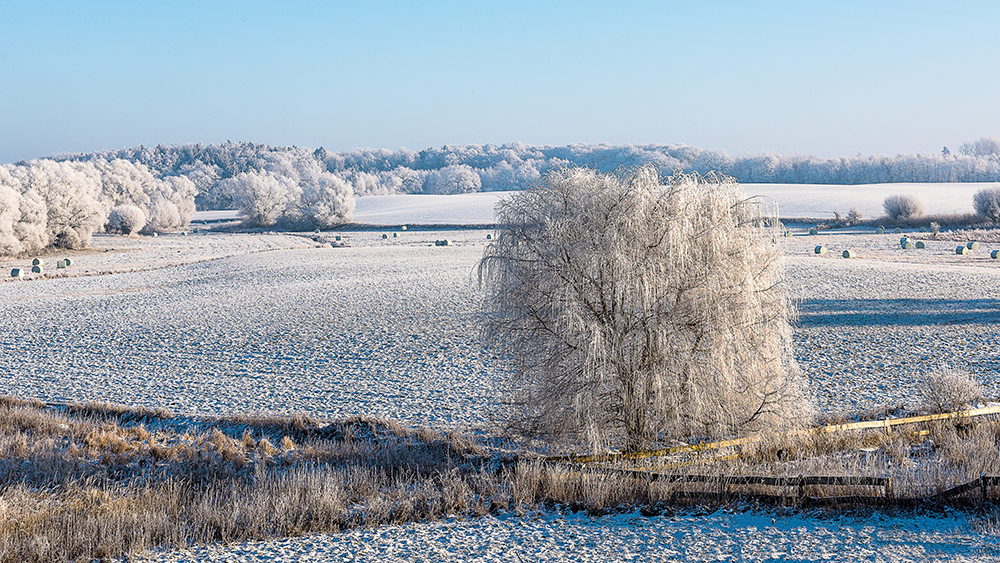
[784,230,793,237]
[903,242,914,249]
[992,249,999,260]
[956,246,969,255]
[919,227,928,233]
[393,233,398,238]
[814,245,826,254]
[876,226,885,234]
[151,232,158,237]
[31,258,43,266]
[434,240,453,247]
[900,237,909,245]
[335,235,342,241]
[31,265,43,274]
[487,233,493,240]
[401,225,407,231]
[809,227,818,235]
[382,234,388,239]
[967,241,979,250]
[64,258,73,266]
[57,260,67,269]
[10,268,22,278]
[842,250,856,258]
[915,241,925,249]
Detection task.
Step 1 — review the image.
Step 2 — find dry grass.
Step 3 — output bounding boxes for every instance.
[3,396,1000,561]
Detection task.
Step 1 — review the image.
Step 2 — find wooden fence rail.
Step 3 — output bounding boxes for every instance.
[546,405,1000,465]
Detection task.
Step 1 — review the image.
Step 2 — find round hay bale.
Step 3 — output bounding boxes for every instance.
[151,232,158,237]
[875,227,885,234]
[401,225,407,230]
[903,242,914,249]
[31,265,42,274]
[809,228,818,235]
[915,241,925,249]
[56,260,67,269]
[393,233,398,238]
[814,245,826,254]
[182,232,187,236]
[842,250,856,259]
[335,235,342,241]
[10,268,22,278]
[900,237,909,245]
[783,231,792,237]
[64,258,73,266]
[486,234,492,240]
[382,234,388,239]
[992,249,999,260]
[893,227,902,234]
[957,246,969,255]
[967,241,979,250]
[31,258,42,266]
[919,227,928,233]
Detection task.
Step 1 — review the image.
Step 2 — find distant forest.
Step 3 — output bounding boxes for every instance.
[2,138,999,255]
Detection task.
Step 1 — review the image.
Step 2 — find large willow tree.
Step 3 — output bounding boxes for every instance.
[478,165,811,453]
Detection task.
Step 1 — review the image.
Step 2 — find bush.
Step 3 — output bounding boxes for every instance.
[973,187,1000,223]
[921,368,982,414]
[107,205,147,235]
[882,194,927,221]
[478,165,811,452]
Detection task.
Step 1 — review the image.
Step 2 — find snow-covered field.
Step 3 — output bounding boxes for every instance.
[3,189,1000,561]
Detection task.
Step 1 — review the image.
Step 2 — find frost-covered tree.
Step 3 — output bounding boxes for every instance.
[973,187,1000,223]
[423,165,482,194]
[0,167,23,255]
[882,194,927,221]
[478,166,810,452]
[295,174,355,228]
[107,204,147,235]
[225,171,299,227]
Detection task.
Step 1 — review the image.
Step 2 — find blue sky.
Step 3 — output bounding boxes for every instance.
[1,1,998,164]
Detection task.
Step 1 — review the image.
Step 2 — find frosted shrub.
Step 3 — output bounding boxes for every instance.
[882,194,927,221]
[295,173,355,228]
[479,165,811,452]
[973,187,1000,223]
[846,206,863,226]
[921,368,982,414]
[107,205,147,235]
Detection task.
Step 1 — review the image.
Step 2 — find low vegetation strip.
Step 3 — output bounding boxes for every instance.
[4,395,1000,562]
[547,405,1000,465]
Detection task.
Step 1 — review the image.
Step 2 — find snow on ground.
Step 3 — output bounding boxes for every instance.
[745,182,992,220]
[350,182,994,225]
[136,508,999,562]
[3,191,1000,561]
[352,192,511,225]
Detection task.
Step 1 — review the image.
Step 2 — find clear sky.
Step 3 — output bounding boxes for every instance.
[2,0,998,164]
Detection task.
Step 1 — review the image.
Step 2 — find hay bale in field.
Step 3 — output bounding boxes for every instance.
[56,260,67,269]
[956,246,969,255]
[894,227,902,234]
[393,232,398,238]
[842,250,856,259]
[784,230,793,237]
[900,237,909,245]
[903,242,914,249]
[915,241,925,249]
[967,241,979,250]
[992,249,999,259]
[31,258,42,266]
[875,226,885,234]
[487,233,492,240]
[151,232,158,237]
[919,227,928,233]
[435,239,453,247]
[382,233,388,239]
[809,227,818,235]
[181,232,187,236]
[814,245,826,254]
[64,258,73,266]
[31,265,42,273]
[335,235,342,241]
[10,268,22,278]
